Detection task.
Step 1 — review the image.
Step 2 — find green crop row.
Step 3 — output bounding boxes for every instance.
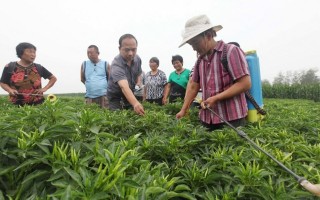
[263,83,320,102]
[0,96,319,199]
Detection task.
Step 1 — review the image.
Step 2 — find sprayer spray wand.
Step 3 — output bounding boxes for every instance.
[204,105,320,197]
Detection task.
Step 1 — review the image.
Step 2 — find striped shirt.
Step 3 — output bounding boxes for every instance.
[192,40,250,124]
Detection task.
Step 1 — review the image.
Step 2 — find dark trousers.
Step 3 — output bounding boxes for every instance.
[135,96,143,102]
[108,96,132,111]
[202,118,246,131]
[169,95,183,103]
[146,98,163,106]
[14,99,44,106]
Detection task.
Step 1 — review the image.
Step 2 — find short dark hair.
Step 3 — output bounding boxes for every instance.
[119,34,138,47]
[171,55,183,65]
[88,45,100,54]
[149,57,159,66]
[16,42,36,58]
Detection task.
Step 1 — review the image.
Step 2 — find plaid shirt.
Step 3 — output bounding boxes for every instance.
[192,40,250,124]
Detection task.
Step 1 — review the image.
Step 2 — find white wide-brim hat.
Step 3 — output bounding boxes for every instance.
[179,15,223,47]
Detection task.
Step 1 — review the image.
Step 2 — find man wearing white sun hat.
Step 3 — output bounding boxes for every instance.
[176,15,251,131]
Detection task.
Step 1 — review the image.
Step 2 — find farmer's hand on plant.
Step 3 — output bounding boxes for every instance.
[134,103,145,116]
[176,109,187,119]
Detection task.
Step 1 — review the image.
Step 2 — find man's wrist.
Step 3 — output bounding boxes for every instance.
[181,107,189,112]
[133,102,141,109]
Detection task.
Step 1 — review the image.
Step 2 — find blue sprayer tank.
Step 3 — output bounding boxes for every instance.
[245,50,264,122]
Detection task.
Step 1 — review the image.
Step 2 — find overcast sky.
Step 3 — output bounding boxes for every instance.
[0,0,319,94]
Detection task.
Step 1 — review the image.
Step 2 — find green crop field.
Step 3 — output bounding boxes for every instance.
[0,95,319,199]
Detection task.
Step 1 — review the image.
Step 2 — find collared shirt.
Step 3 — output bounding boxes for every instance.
[192,40,250,124]
[107,54,142,97]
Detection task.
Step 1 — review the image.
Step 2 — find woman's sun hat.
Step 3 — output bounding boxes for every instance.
[179,15,223,47]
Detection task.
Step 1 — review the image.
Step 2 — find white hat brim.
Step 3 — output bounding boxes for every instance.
[179,25,223,48]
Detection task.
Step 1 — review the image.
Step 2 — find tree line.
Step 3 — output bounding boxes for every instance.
[262,68,319,102]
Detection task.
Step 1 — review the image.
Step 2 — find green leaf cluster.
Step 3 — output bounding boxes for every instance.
[0,96,319,199]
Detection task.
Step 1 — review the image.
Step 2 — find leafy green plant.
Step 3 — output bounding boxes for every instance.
[0,96,319,199]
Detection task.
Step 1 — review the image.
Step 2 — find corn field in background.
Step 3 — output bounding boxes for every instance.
[262,83,320,102]
[0,96,319,199]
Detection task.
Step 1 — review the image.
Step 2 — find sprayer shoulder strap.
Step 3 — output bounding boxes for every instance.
[82,61,86,81]
[221,44,266,115]
[82,60,108,80]
[8,62,42,74]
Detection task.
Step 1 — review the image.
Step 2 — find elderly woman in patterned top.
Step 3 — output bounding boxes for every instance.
[144,57,167,106]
